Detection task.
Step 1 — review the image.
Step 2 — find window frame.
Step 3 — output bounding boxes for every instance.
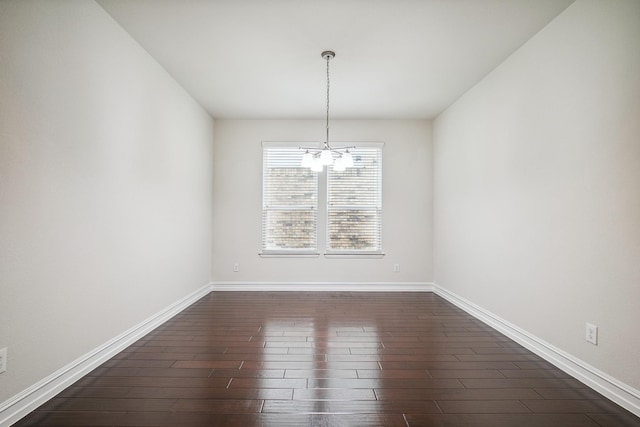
[260,141,384,258]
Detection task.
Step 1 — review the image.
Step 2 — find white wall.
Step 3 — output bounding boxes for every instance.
[0,0,213,403]
[434,0,640,390]
[212,119,432,284]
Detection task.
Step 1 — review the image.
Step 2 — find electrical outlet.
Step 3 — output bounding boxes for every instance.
[0,347,7,374]
[585,323,598,345]
[393,263,400,272]
[233,263,239,273]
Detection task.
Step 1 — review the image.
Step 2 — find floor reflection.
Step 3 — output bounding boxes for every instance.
[258,294,383,415]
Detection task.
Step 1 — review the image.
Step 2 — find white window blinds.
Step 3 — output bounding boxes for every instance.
[262,146,318,253]
[327,146,382,253]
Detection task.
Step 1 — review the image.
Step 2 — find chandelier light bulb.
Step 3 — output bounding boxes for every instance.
[301,150,313,167]
[333,156,346,172]
[311,157,323,172]
[342,150,354,168]
[320,147,333,165]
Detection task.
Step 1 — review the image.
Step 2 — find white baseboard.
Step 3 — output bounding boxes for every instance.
[0,283,213,427]
[211,281,434,292]
[432,283,640,418]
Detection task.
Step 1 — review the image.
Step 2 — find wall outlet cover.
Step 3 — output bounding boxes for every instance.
[585,323,598,345]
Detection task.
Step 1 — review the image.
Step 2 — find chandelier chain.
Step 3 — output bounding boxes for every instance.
[326,54,330,146]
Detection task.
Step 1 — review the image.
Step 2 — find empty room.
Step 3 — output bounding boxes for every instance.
[1,0,639,426]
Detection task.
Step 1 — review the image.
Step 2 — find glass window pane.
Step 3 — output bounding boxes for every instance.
[327,147,382,252]
[262,146,318,252]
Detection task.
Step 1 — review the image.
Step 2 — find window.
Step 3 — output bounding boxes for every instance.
[261,145,318,254]
[327,146,382,253]
[261,142,383,256]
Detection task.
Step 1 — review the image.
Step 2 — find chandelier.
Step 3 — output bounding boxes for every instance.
[300,51,355,172]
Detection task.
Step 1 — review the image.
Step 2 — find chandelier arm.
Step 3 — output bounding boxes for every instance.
[299,145,355,152]
[299,146,355,153]
[329,146,356,153]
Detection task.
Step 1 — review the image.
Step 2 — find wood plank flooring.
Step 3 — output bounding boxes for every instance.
[15,292,640,426]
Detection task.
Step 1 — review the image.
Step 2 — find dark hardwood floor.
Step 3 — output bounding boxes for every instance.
[15,292,640,426]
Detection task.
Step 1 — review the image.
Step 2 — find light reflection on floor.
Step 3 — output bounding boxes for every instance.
[255,299,383,416]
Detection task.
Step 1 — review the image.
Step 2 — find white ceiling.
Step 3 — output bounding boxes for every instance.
[97,0,574,120]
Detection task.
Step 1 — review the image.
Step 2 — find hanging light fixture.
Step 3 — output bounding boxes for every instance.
[300,51,355,171]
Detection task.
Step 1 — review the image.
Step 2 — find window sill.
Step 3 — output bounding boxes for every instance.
[324,252,385,259]
[259,252,320,258]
